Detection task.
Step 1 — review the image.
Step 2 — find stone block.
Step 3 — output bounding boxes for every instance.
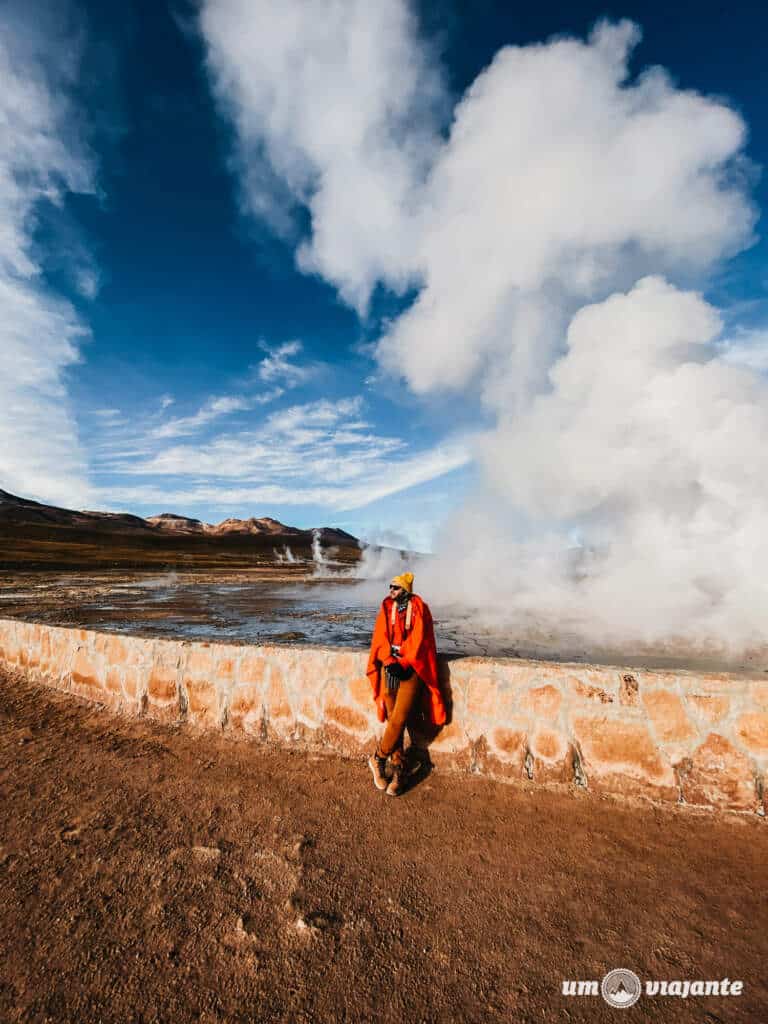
[25,640,40,669]
[123,635,151,666]
[214,655,236,680]
[495,688,521,719]
[148,666,177,703]
[326,701,368,734]
[95,633,127,663]
[184,678,220,728]
[349,675,374,709]
[735,713,768,759]
[573,715,677,800]
[228,683,264,736]
[105,667,122,696]
[466,676,498,718]
[680,734,758,811]
[122,666,142,702]
[185,646,214,678]
[529,725,572,782]
[145,662,180,722]
[48,634,75,680]
[642,688,698,754]
[488,725,527,777]
[329,651,363,679]
[70,648,104,700]
[323,683,367,734]
[238,653,266,686]
[298,695,322,728]
[266,668,292,720]
[522,684,562,720]
[688,694,730,723]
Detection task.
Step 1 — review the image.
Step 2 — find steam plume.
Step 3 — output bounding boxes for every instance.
[200,3,765,651]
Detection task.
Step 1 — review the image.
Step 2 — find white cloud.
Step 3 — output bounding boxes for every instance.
[0,3,96,506]
[152,394,251,439]
[144,340,319,442]
[100,436,470,512]
[100,395,470,511]
[253,386,285,405]
[256,339,312,386]
[75,265,99,300]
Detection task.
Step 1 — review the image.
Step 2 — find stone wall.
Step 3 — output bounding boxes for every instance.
[1,616,766,814]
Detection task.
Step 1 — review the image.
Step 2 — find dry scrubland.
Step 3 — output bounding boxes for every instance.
[1,670,767,1024]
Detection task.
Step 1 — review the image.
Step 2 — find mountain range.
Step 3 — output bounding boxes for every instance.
[0,489,357,546]
[0,489,359,570]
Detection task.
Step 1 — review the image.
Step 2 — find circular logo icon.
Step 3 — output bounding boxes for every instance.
[601,968,642,1008]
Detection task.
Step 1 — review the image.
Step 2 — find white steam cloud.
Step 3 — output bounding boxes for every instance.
[201,2,766,651]
[200,0,443,312]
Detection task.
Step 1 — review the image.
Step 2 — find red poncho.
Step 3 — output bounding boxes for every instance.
[366,593,446,726]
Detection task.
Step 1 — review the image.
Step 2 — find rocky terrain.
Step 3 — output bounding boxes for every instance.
[0,489,359,571]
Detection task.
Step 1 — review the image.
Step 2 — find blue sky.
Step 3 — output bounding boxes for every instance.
[2,0,767,554]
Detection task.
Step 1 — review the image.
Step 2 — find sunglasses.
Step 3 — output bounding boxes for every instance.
[389,584,402,591]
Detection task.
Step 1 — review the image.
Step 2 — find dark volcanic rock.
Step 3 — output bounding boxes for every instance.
[0,490,151,532]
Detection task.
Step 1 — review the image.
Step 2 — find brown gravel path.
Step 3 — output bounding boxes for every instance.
[1,671,766,1024]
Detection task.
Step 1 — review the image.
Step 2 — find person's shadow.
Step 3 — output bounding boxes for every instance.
[402,655,457,793]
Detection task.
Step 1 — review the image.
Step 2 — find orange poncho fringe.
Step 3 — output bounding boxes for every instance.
[366,594,446,727]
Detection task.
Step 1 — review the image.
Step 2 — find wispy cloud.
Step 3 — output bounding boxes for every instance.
[133,340,316,442]
[75,265,100,300]
[256,339,312,386]
[0,1,96,506]
[96,395,471,511]
[100,439,470,512]
[151,394,251,439]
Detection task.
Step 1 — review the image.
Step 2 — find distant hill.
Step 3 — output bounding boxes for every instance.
[0,488,359,570]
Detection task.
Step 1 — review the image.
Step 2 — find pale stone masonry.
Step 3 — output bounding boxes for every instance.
[1,616,767,814]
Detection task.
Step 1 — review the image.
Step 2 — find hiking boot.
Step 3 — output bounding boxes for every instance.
[386,763,406,797]
[368,753,389,791]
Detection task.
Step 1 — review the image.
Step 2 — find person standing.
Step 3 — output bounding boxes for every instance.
[366,572,446,796]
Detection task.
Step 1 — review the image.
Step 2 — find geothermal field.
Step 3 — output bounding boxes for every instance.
[3,489,768,672]
[3,568,768,675]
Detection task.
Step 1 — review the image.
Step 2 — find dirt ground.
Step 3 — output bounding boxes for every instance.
[1,671,766,1024]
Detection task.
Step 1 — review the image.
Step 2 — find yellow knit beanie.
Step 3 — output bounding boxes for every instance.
[390,572,414,594]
